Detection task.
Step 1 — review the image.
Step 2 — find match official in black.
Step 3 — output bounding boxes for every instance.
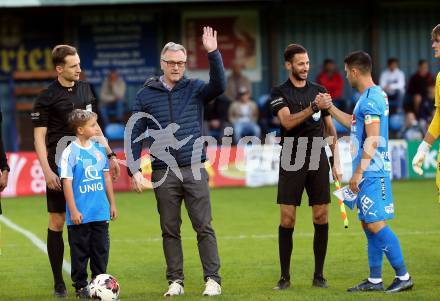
[270,44,340,290]
[0,110,10,214]
[32,45,120,298]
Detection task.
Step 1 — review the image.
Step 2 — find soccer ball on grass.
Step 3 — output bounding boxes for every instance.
[89,274,120,301]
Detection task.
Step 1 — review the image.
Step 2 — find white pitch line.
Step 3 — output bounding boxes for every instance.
[0,215,71,274]
[111,230,440,244]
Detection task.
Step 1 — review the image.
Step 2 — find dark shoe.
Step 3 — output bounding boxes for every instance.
[75,287,90,299]
[385,277,413,293]
[54,282,67,298]
[347,279,384,292]
[312,275,328,288]
[273,277,291,290]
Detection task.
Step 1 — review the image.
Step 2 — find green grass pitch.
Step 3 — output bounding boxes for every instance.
[1,180,439,301]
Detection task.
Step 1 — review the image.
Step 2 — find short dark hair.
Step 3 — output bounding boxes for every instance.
[418,59,428,66]
[68,109,97,132]
[432,24,440,40]
[344,51,372,74]
[52,45,77,67]
[284,44,307,62]
[387,57,399,66]
[323,58,335,66]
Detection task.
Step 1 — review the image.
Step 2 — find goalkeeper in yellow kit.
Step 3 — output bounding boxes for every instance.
[412,24,440,202]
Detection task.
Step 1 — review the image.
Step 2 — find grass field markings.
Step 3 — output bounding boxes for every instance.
[110,230,440,243]
[0,215,72,274]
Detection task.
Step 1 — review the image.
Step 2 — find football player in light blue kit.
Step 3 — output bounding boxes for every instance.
[318,51,413,293]
[59,109,118,298]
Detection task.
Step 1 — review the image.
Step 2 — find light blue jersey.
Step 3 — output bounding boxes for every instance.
[59,141,110,226]
[351,86,394,222]
[351,85,391,178]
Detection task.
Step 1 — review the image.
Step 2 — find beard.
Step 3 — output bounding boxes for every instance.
[291,69,307,81]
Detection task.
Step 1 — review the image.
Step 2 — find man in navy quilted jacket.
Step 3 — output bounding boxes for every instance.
[127,27,225,297]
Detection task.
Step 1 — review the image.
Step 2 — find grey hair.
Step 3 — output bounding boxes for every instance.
[68,109,97,131]
[160,42,187,59]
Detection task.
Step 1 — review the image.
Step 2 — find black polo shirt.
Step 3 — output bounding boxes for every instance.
[0,111,8,172]
[31,80,96,154]
[270,79,330,154]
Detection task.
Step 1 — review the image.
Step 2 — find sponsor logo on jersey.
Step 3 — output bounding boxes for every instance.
[79,165,104,194]
[270,97,284,107]
[360,195,374,215]
[384,204,394,214]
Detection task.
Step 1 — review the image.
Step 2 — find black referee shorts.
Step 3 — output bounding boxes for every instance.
[46,155,66,213]
[277,152,331,206]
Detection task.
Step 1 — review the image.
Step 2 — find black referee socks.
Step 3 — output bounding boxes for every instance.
[278,225,294,280]
[313,223,328,277]
[47,229,65,286]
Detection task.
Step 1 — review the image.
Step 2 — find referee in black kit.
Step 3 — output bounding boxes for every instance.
[31,45,120,297]
[0,109,10,214]
[270,44,341,290]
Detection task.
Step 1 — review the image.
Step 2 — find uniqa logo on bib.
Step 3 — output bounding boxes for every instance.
[79,165,104,193]
[312,110,321,121]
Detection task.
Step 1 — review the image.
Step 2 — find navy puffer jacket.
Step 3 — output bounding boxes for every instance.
[127,50,225,173]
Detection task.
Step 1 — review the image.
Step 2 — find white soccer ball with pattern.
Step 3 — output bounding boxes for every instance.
[89,274,120,301]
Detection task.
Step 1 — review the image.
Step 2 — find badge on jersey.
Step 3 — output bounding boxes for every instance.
[312,110,321,121]
[86,104,93,112]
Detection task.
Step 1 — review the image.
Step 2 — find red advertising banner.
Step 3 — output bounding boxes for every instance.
[1,147,247,198]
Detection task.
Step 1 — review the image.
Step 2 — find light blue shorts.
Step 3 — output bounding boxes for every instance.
[357,177,394,223]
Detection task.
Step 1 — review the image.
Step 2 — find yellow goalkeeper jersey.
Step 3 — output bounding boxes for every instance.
[436,71,440,107]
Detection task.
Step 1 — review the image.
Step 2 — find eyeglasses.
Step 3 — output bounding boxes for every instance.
[162,59,186,68]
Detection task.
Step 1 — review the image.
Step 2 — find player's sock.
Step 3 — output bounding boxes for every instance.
[372,226,408,277]
[47,229,65,285]
[364,229,383,280]
[313,223,328,277]
[278,225,294,279]
[397,272,410,281]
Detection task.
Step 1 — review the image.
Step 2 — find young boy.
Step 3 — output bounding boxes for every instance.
[59,109,117,298]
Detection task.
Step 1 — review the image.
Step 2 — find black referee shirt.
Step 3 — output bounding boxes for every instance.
[0,111,9,172]
[31,80,96,153]
[270,79,330,153]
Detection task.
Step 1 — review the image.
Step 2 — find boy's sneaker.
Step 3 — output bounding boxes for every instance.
[164,280,184,297]
[273,277,290,290]
[202,278,221,296]
[385,277,413,293]
[54,282,67,298]
[347,279,384,292]
[75,286,90,299]
[312,274,328,288]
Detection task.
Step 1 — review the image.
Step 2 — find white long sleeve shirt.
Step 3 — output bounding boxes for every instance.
[379,68,405,95]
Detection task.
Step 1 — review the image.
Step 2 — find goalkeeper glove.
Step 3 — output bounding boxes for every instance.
[412,141,431,176]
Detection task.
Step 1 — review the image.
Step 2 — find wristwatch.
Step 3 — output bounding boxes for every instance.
[311,101,320,113]
[107,152,117,159]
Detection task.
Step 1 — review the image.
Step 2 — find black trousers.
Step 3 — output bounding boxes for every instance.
[68,221,110,289]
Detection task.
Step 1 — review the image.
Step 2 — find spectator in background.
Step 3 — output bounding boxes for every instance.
[0,109,10,215]
[259,96,281,140]
[224,60,252,102]
[419,84,436,129]
[404,59,433,117]
[399,112,424,141]
[380,58,405,113]
[316,59,345,111]
[100,70,126,125]
[204,96,231,142]
[228,86,260,143]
